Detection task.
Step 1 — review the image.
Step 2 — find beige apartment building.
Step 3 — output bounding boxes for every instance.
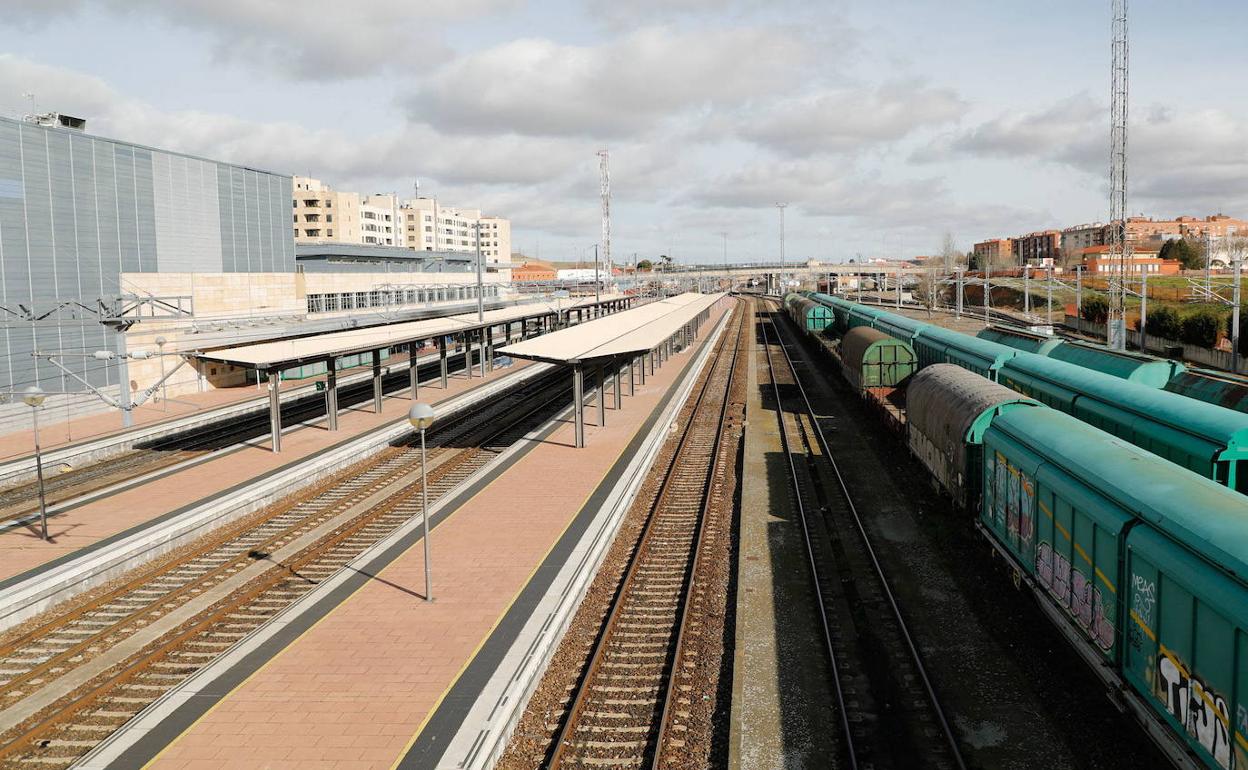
[292,176,511,263]
[972,238,1013,266]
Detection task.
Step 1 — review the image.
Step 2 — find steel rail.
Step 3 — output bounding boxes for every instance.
[763,300,967,769]
[548,299,744,769]
[0,372,575,765]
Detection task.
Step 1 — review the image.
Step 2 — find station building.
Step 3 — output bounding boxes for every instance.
[0,116,517,425]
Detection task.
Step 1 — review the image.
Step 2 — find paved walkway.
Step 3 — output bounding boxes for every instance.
[0,359,523,584]
[140,305,730,770]
[0,352,432,463]
[729,322,838,770]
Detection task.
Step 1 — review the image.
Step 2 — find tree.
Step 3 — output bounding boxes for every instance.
[1081,295,1109,324]
[1180,309,1223,348]
[939,232,964,270]
[1158,238,1204,271]
[1144,305,1181,340]
[636,259,653,271]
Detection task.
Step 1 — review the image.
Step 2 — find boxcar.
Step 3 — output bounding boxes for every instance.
[840,327,916,392]
[1165,368,1248,414]
[807,292,855,335]
[976,325,1065,356]
[784,294,834,332]
[1047,340,1185,386]
[906,364,1037,509]
[870,309,928,343]
[981,407,1248,770]
[908,324,1019,379]
[997,352,1248,492]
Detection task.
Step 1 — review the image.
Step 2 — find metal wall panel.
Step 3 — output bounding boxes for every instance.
[0,116,295,392]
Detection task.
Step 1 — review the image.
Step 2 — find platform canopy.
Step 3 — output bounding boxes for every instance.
[498,293,724,365]
[195,293,627,370]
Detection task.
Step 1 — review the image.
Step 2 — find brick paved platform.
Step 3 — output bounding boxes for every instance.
[0,359,527,585]
[111,303,732,770]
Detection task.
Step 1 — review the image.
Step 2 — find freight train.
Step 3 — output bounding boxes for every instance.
[779,292,1248,770]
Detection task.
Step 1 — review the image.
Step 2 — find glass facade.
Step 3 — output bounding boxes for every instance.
[0,116,295,392]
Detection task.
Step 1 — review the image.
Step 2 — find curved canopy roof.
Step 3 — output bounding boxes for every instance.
[499,293,724,365]
[196,293,628,370]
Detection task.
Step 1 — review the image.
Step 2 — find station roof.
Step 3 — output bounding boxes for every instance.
[196,293,628,370]
[498,292,724,365]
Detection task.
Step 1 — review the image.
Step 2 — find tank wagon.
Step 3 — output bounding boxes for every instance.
[997,353,1248,492]
[976,325,1065,356]
[839,327,916,392]
[784,293,834,333]
[1165,368,1248,414]
[906,364,1037,509]
[1046,340,1185,386]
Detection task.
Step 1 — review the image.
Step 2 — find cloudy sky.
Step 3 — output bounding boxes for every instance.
[2,0,1246,264]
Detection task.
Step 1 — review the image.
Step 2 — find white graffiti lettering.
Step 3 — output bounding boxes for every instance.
[1158,654,1232,769]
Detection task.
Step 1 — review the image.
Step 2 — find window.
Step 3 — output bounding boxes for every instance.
[326,214,333,223]
[326,200,332,208]
[327,229,333,237]
[425,225,432,232]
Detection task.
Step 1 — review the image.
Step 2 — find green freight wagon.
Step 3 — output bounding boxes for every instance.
[784,294,834,332]
[910,325,1019,379]
[906,364,1037,509]
[808,292,857,335]
[981,406,1248,770]
[997,352,1248,492]
[976,325,1065,356]
[839,327,916,391]
[869,308,928,343]
[1165,368,1248,414]
[1047,340,1185,386]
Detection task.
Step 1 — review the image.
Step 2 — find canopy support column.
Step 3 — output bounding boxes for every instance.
[372,350,383,413]
[326,362,339,431]
[268,369,282,453]
[409,341,420,399]
[439,337,449,388]
[482,327,491,375]
[613,365,622,410]
[597,366,606,427]
[573,365,585,448]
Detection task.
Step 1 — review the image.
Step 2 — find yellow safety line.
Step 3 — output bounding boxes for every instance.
[1129,609,1156,642]
[1235,731,1248,752]
[1073,541,1092,566]
[1039,500,1054,519]
[1054,520,1071,542]
[1095,567,1118,595]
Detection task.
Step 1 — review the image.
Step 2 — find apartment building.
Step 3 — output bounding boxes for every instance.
[1011,230,1062,266]
[1061,223,1105,258]
[292,177,361,243]
[972,238,1013,265]
[292,177,511,262]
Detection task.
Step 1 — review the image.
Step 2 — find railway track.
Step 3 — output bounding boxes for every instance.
[546,301,746,770]
[0,366,570,769]
[0,349,481,527]
[758,300,965,770]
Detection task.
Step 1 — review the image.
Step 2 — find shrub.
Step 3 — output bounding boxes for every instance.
[1080,295,1109,324]
[1180,309,1223,349]
[1144,306,1182,340]
[1228,312,1248,357]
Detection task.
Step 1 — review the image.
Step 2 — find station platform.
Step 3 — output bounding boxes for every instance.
[85,301,732,770]
[0,359,530,589]
[729,325,838,768]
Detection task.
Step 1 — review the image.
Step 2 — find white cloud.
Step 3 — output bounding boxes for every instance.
[4,0,519,80]
[735,80,966,156]
[404,25,813,139]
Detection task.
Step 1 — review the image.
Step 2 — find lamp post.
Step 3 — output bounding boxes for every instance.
[408,402,436,601]
[23,386,49,541]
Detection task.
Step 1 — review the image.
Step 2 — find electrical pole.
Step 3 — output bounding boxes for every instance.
[1107,0,1130,349]
[598,150,611,286]
[776,202,787,290]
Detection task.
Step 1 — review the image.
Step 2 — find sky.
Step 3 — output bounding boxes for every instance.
[1,0,1246,264]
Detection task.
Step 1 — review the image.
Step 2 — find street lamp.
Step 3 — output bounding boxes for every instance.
[408,402,436,601]
[22,386,49,541]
